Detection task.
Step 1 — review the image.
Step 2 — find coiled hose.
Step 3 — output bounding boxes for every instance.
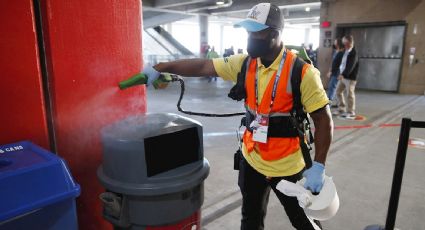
[173,75,245,117]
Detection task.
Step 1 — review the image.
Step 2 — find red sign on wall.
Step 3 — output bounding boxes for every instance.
[321,21,332,28]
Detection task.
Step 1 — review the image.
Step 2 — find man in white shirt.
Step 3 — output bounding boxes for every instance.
[333,35,359,119]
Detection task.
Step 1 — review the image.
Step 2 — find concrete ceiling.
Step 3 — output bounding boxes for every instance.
[142,0,321,28]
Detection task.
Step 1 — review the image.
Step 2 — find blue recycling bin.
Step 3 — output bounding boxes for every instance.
[0,141,80,230]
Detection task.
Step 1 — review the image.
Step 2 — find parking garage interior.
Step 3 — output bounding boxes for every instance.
[1,0,425,230]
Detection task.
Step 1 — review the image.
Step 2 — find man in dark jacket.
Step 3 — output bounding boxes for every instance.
[333,35,359,119]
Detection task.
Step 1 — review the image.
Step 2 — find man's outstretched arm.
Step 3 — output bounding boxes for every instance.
[154,59,217,77]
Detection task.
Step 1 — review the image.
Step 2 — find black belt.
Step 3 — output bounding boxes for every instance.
[243,112,298,138]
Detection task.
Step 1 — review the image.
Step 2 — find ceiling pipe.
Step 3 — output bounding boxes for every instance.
[185,0,233,13]
[210,2,320,15]
[155,0,210,9]
[143,6,209,16]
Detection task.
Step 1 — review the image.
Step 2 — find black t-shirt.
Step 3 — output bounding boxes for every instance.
[331,51,344,76]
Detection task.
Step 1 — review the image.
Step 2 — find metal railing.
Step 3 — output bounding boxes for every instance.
[365,118,425,230]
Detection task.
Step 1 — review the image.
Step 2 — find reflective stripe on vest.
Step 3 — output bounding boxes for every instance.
[243,50,305,161]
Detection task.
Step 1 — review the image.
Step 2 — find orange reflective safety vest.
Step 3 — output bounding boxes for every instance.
[243,50,309,161]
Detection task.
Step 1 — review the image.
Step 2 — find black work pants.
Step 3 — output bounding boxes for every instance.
[238,157,322,230]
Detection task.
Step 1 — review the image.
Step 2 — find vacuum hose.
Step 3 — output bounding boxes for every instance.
[118,73,245,117]
[172,75,245,117]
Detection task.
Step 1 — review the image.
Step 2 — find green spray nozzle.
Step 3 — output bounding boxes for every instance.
[118,73,148,90]
[119,73,178,90]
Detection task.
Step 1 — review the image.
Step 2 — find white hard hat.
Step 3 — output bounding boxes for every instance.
[277,176,340,221]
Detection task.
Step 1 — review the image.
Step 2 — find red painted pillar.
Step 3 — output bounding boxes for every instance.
[0,0,50,149]
[0,0,144,228]
[40,0,145,229]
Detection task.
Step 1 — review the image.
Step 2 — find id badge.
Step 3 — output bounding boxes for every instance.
[252,115,269,143]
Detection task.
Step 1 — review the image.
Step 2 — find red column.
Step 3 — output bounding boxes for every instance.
[40,0,145,229]
[0,0,50,149]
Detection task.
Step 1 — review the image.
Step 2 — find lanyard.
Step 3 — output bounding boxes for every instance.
[254,50,287,114]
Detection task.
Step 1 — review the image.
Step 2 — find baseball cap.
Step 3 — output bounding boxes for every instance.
[234,3,284,32]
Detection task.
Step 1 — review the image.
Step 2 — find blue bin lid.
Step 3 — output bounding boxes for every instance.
[0,141,80,222]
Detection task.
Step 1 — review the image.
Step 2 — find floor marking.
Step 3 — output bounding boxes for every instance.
[203,123,403,137]
[409,138,425,150]
[334,124,373,130]
[379,123,401,128]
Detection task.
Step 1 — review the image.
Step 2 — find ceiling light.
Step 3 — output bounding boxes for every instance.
[305,7,311,12]
[216,0,225,5]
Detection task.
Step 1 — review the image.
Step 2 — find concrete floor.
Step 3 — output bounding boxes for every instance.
[147,77,425,230]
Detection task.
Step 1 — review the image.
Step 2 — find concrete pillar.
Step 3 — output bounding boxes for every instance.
[317,2,333,81]
[165,23,172,34]
[199,15,209,57]
[220,25,224,55]
[0,0,50,148]
[304,28,311,47]
[38,1,144,229]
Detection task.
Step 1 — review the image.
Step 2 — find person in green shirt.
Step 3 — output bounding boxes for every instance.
[206,46,219,82]
[206,46,219,59]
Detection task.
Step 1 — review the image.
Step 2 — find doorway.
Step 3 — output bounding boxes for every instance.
[337,22,407,92]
